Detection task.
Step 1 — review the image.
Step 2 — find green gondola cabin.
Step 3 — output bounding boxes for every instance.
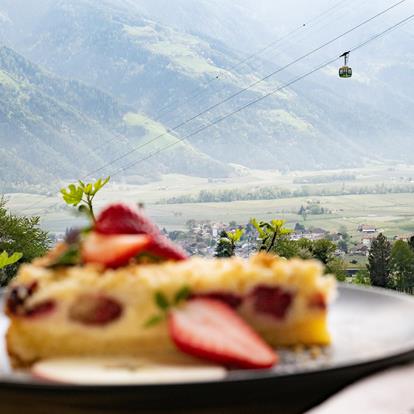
[339,51,352,78]
[339,66,352,78]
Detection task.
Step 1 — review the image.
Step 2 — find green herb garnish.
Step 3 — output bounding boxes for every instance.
[48,244,81,268]
[144,286,191,328]
[155,291,170,310]
[144,314,166,328]
[174,286,191,304]
[60,177,110,223]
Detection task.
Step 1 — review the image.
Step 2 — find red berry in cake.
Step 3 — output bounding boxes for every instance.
[6,282,38,315]
[6,282,56,318]
[251,286,293,320]
[25,300,56,318]
[69,294,123,325]
[168,298,278,369]
[95,203,159,236]
[81,232,151,268]
[190,292,242,308]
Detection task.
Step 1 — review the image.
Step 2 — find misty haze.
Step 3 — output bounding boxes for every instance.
[0,0,414,263]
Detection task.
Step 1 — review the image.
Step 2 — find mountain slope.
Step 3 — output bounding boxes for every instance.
[0,45,125,186]
[0,45,232,190]
[0,0,413,183]
[1,0,360,171]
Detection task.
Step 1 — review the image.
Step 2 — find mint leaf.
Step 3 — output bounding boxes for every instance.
[155,291,170,310]
[144,314,165,328]
[174,286,191,304]
[48,244,80,268]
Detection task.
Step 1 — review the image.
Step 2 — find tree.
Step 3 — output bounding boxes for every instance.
[214,230,232,258]
[367,233,391,288]
[186,219,196,231]
[294,238,314,259]
[325,258,347,282]
[274,239,301,259]
[390,240,414,293]
[337,239,348,253]
[338,225,350,254]
[0,197,50,285]
[214,229,244,258]
[298,205,307,220]
[353,268,371,286]
[408,235,414,251]
[338,225,350,242]
[311,239,336,265]
[294,222,305,232]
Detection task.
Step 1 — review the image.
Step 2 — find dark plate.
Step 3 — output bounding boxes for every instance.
[1,284,414,414]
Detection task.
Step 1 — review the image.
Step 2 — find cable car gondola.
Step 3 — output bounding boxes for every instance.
[339,51,352,78]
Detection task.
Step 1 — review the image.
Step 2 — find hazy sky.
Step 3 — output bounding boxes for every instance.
[1,0,412,62]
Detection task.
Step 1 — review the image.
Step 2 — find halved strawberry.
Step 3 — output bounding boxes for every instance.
[95,203,188,261]
[95,203,159,236]
[168,298,278,369]
[145,235,188,261]
[82,232,151,268]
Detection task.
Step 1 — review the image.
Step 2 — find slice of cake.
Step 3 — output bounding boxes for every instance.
[5,203,336,369]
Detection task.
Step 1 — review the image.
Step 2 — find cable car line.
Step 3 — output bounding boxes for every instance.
[20,4,412,217]
[141,0,350,124]
[18,0,409,216]
[83,0,408,179]
[106,13,414,179]
[91,0,359,154]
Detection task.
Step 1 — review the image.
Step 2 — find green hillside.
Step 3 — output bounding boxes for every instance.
[1,0,414,187]
[0,45,231,191]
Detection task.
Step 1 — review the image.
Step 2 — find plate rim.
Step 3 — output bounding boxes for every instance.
[1,283,414,390]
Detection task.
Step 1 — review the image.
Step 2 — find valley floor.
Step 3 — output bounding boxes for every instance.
[6,164,414,242]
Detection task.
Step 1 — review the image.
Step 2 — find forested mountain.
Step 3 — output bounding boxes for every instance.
[0,44,230,191]
[0,0,413,189]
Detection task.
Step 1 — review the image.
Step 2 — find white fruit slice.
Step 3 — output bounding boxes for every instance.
[32,357,227,385]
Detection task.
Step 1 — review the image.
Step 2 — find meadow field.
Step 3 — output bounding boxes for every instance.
[5,164,414,240]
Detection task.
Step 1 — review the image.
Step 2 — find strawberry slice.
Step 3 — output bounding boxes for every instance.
[95,203,188,261]
[82,232,151,268]
[145,235,188,261]
[95,203,159,236]
[168,298,278,369]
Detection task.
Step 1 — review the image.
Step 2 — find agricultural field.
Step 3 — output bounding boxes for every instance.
[5,164,414,240]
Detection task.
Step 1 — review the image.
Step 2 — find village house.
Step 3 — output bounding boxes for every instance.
[350,243,370,256]
[290,227,328,242]
[357,224,378,234]
[360,234,377,249]
[393,234,414,242]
